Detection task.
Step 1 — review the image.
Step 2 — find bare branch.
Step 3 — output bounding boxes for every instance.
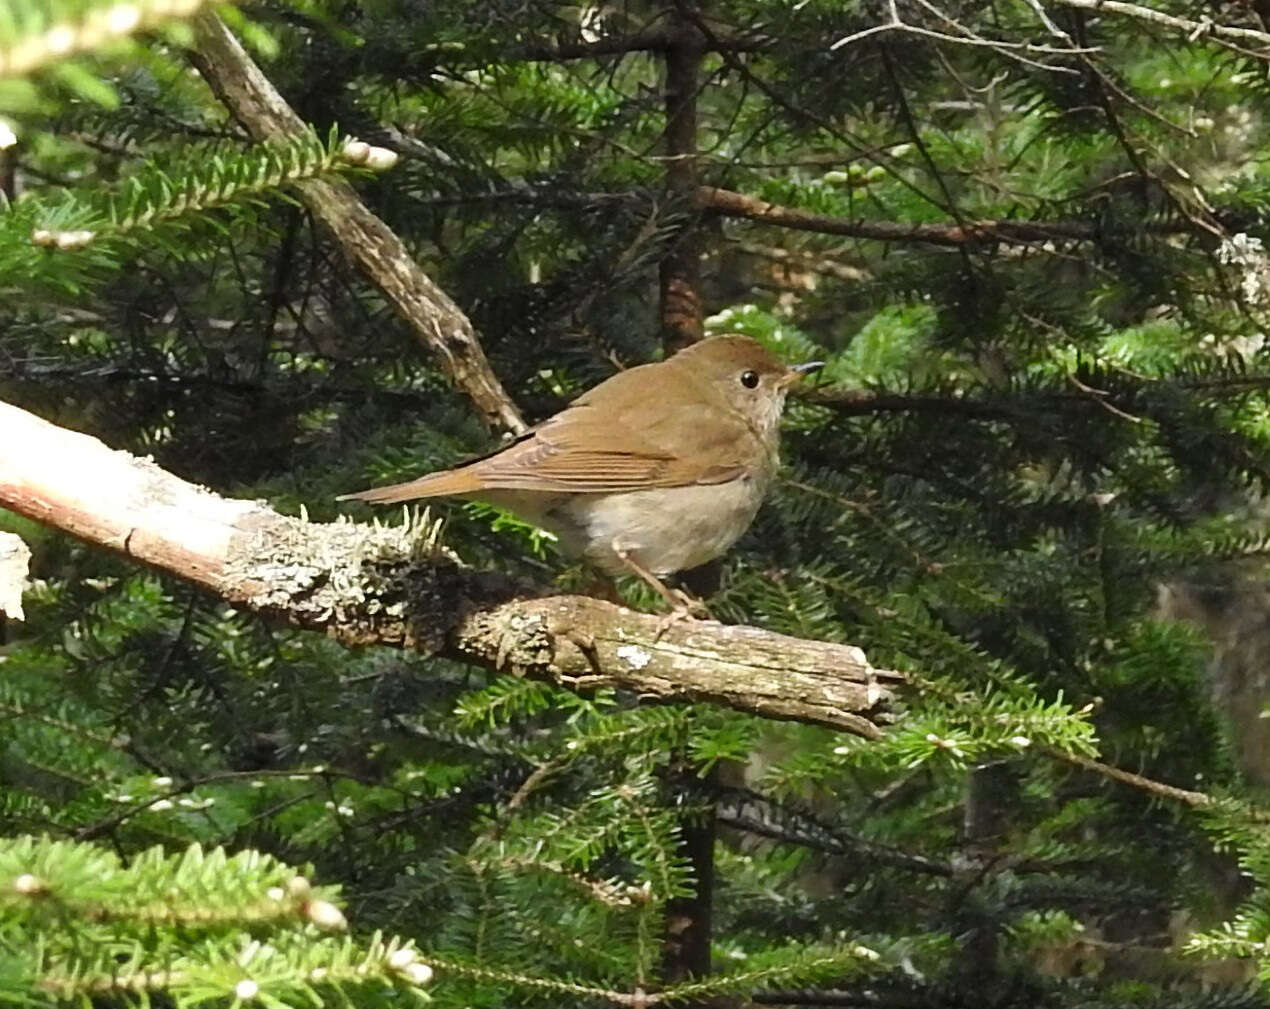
[699,186,1201,247]
[1044,748,1211,807]
[1053,0,1270,51]
[508,27,770,61]
[805,375,1270,417]
[0,400,900,739]
[829,0,1094,73]
[373,184,1210,250]
[186,13,527,435]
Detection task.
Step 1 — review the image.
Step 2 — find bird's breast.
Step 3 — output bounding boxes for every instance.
[558,472,770,577]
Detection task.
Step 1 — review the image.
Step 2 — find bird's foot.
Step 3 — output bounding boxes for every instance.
[610,538,713,634]
[653,589,712,640]
[669,587,711,619]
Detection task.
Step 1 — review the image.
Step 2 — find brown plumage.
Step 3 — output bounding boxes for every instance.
[338,337,822,597]
[340,337,793,502]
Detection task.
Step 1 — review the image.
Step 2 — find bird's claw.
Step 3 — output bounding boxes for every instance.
[653,590,712,640]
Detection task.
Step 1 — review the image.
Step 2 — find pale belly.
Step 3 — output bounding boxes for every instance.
[551,476,767,576]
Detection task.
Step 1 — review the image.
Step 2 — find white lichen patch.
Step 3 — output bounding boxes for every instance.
[0,532,31,621]
[616,644,652,670]
[227,507,456,650]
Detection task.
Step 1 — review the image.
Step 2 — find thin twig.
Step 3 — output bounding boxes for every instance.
[1044,747,1212,806]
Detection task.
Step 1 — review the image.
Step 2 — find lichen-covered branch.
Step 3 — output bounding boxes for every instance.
[0,400,900,738]
[186,13,526,435]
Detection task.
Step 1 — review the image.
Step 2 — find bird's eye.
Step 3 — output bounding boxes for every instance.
[740,370,760,389]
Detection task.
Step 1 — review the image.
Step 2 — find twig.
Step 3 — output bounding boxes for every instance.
[830,0,1093,74]
[714,784,954,876]
[506,26,771,61]
[1043,747,1211,806]
[1021,0,1074,43]
[1065,372,1143,423]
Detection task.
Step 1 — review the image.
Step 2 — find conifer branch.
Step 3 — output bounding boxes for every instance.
[0,0,215,78]
[0,399,900,738]
[714,785,955,876]
[186,12,527,435]
[3,837,436,1007]
[19,133,386,258]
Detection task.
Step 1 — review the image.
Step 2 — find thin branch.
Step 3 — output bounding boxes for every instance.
[0,399,900,739]
[752,990,926,1007]
[805,375,1270,418]
[1053,0,1270,52]
[72,767,385,841]
[829,0,1093,74]
[507,26,771,61]
[186,13,527,435]
[698,186,1203,247]
[679,10,948,217]
[514,27,672,59]
[714,785,954,876]
[802,389,1031,419]
[1021,0,1075,44]
[371,184,1211,249]
[1043,747,1211,806]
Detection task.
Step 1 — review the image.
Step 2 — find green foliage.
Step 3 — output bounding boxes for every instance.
[0,837,434,1008]
[9,0,1270,1008]
[0,129,369,296]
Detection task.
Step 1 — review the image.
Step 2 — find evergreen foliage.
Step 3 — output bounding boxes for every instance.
[9,0,1270,1007]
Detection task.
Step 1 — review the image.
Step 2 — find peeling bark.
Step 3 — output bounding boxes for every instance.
[0,400,901,737]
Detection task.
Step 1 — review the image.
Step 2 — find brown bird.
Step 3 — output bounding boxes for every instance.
[339,336,823,611]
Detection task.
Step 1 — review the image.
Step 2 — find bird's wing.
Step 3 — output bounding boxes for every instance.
[338,361,757,503]
[465,411,750,493]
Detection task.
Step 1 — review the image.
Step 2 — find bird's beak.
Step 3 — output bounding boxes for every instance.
[779,360,826,389]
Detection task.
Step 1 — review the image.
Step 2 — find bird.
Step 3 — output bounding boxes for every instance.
[338,336,824,613]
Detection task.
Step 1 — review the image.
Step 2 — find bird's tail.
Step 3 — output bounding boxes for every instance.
[336,468,484,504]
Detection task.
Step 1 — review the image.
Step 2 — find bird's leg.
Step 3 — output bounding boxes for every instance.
[610,539,712,626]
